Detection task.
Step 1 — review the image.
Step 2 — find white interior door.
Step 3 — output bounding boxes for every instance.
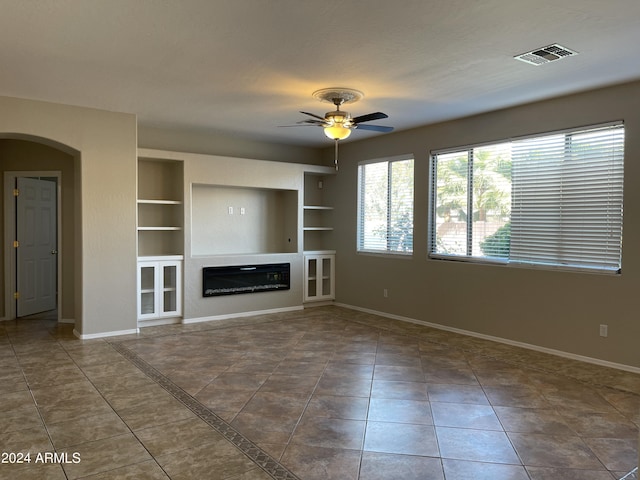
[16,177,57,317]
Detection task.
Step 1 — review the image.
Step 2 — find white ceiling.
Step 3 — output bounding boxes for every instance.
[2,0,640,147]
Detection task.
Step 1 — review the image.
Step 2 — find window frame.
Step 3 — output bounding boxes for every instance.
[428,121,624,274]
[357,154,415,256]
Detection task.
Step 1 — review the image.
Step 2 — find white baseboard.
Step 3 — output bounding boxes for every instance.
[183,305,304,324]
[336,303,640,375]
[74,327,140,340]
[72,306,305,338]
[138,317,181,328]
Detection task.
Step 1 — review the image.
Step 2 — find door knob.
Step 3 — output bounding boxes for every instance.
[51,250,58,255]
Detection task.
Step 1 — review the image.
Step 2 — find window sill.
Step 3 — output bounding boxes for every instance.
[357,250,413,259]
[428,254,621,275]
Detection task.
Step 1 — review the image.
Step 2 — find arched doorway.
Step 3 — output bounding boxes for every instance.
[1,135,78,324]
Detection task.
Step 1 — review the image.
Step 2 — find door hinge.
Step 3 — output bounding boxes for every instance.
[13,292,20,300]
[13,188,19,196]
[13,240,19,248]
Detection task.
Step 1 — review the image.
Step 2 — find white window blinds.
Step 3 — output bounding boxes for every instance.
[358,157,414,253]
[430,122,624,273]
[510,123,624,271]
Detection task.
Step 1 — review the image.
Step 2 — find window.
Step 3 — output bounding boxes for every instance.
[358,156,414,254]
[430,122,624,273]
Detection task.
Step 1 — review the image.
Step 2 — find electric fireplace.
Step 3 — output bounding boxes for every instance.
[203,263,290,297]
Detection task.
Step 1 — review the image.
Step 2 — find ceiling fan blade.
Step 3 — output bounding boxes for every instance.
[355,124,394,133]
[279,118,327,127]
[352,112,388,124]
[278,123,321,127]
[300,111,327,121]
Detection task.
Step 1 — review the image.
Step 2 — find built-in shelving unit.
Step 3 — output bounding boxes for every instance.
[303,171,335,302]
[303,172,335,253]
[137,157,184,324]
[303,206,334,232]
[137,158,184,257]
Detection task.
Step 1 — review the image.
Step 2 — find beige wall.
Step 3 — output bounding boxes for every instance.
[139,125,323,165]
[0,96,138,336]
[0,140,76,321]
[329,80,640,369]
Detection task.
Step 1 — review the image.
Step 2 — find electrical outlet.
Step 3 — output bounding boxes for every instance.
[599,324,608,337]
[383,288,388,298]
[228,206,233,215]
[240,207,245,215]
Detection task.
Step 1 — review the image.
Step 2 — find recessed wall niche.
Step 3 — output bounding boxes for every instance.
[191,184,298,256]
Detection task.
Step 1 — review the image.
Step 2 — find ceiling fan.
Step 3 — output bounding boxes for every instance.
[286,88,394,169]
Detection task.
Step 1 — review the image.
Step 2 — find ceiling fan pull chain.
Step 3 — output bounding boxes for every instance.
[334,139,339,170]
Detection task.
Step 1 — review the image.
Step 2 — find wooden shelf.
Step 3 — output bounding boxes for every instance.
[137,226,182,231]
[138,199,183,205]
[304,205,333,210]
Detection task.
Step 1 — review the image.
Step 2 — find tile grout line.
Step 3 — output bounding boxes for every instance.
[110,340,302,480]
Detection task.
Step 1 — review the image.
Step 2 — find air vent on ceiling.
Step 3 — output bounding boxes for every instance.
[514,44,578,66]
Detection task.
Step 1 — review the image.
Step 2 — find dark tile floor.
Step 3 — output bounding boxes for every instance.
[0,306,638,479]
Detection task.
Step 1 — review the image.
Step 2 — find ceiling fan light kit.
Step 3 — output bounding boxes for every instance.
[288,87,394,170]
[324,124,351,140]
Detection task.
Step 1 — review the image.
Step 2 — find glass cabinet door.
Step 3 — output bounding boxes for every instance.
[139,265,156,316]
[306,257,318,300]
[321,257,333,297]
[138,260,182,321]
[304,254,334,302]
[162,263,178,314]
